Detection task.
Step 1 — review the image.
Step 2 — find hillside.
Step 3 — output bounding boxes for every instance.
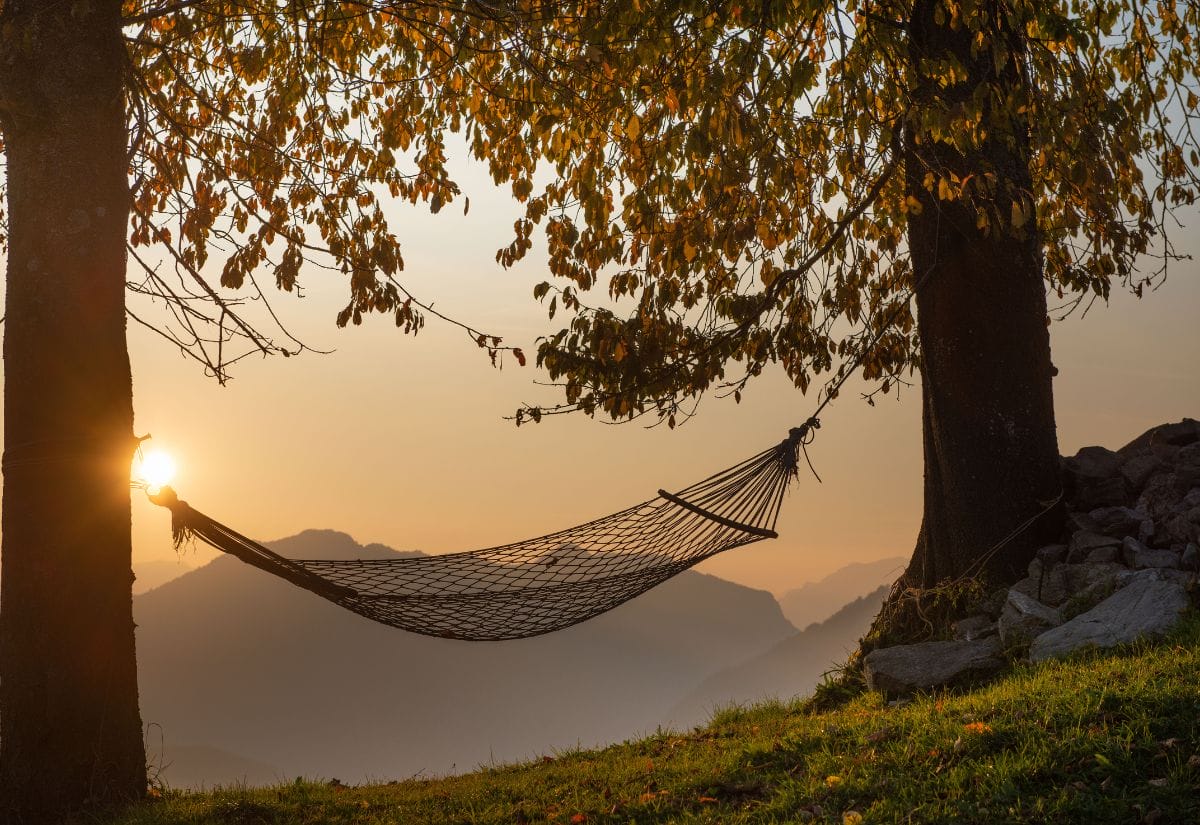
[669,585,889,725]
[134,530,796,788]
[100,612,1200,824]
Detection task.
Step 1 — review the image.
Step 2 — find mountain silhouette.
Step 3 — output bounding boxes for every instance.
[668,585,888,725]
[134,529,795,787]
[776,557,903,629]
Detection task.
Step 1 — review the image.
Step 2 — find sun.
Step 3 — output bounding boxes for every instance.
[135,449,177,491]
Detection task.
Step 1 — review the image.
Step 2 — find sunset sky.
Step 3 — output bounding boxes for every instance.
[5,157,1199,597]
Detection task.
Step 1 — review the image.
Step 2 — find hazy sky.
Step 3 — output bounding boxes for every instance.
[3,157,1198,597]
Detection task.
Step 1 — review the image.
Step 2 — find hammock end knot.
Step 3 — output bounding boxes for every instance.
[148,485,196,549]
[782,417,822,481]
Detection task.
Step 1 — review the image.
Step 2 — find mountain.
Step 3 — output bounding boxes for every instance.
[668,585,888,726]
[134,529,795,787]
[776,557,903,629]
[133,559,194,594]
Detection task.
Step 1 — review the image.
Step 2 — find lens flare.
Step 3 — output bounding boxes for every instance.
[136,450,177,491]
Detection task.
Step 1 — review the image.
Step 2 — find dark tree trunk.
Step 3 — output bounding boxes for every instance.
[876,0,1063,642]
[0,2,145,821]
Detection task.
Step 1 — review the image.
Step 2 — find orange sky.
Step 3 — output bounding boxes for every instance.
[3,159,1198,596]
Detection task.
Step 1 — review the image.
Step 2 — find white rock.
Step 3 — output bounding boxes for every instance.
[1029,573,1191,663]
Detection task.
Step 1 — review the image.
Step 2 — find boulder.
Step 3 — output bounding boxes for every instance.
[1063,446,1127,509]
[952,615,997,642]
[1121,537,1181,570]
[1136,473,1183,522]
[998,590,1063,646]
[1011,565,1070,607]
[1029,573,1192,663]
[1120,453,1162,492]
[1067,530,1121,563]
[1088,506,1148,539]
[1159,505,1200,547]
[1175,441,1200,484]
[1086,545,1120,564]
[1182,543,1199,571]
[1035,544,1068,566]
[1115,566,1194,588]
[1119,418,1200,456]
[863,638,1005,699]
[1065,510,1102,534]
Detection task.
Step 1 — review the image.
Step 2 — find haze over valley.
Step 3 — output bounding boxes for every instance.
[134,530,888,789]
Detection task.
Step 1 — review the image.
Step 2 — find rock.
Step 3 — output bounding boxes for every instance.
[1030,573,1192,663]
[1136,473,1183,522]
[1066,445,1125,478]
[1064,510,1102,535]
[1138,518,1156,544]
[1088,506,1148,538]
[953,615,997,642]
[1115,566,1194,588]
[1156,419,1200,447]
[1121,537,1181,570]
[863,638,1005,699]
[1176,442,1200,488]
[1059,562,1126,610]
[1035,544,1067,566]
[1182,543,1199,571]
[1159,505,1200,546]
[1085,545,1120,564]
[1011,564,1070,607]
[1068,530,1121,563]
[1119,418,1200,456]
[1120,453,1162,492]
[1062,445,1128,509]
[998,590,1063,646]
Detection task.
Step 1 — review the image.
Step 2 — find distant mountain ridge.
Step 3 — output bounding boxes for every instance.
[134,529,796,788]
[669,585,889,725]
[777,557,903,629]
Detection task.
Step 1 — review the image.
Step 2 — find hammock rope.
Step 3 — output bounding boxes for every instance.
[149,419,819,640]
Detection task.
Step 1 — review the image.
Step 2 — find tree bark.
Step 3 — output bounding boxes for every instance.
[878,0,1063,641]
[0,2,145,821]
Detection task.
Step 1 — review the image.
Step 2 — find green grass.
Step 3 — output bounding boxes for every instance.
[90,614,1200,824]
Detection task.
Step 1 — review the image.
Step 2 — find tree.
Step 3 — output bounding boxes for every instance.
[0,1,586,820]
[490,0,1199,635]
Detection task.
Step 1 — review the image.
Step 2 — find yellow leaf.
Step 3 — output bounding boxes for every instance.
[626,113,641,141]
[1011,199,1027,228]
[683,239,697,262]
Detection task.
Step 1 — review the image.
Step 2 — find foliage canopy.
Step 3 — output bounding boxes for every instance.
[1,0,1195,410]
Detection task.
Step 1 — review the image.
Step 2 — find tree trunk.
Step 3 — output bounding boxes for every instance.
[874,0,1063,643]
[0,2,145,821]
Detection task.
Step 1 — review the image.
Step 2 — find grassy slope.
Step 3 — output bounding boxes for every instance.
[97,614,1200,825]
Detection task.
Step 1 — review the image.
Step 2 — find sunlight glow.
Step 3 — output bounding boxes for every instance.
[136,450,177,491]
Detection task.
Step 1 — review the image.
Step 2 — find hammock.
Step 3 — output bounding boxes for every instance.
[149,421,818,640]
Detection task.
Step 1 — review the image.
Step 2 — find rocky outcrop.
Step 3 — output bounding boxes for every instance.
[1030,571,1191,662]
[863,419,1198,698]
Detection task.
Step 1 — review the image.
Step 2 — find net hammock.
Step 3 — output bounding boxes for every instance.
[149,420,819,640]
